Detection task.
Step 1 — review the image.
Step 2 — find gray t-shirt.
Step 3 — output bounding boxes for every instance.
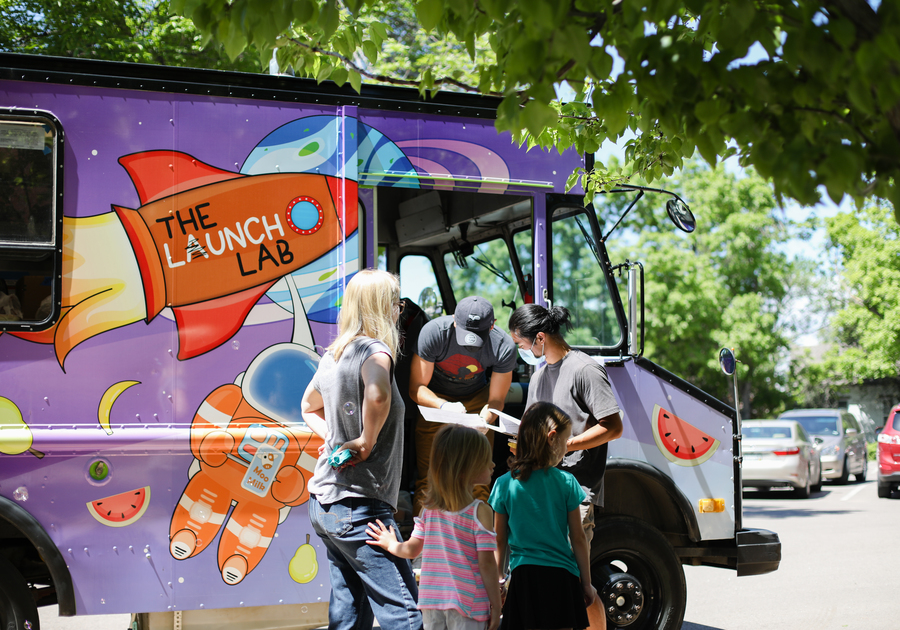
[417,315,517,398]
[307,337,405,509]
[526,350,621,506]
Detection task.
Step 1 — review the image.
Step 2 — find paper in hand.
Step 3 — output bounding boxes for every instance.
[417,405,491,431]
[487,408,520,436]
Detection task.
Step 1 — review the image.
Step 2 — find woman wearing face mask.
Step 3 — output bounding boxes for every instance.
[507,303,623,630]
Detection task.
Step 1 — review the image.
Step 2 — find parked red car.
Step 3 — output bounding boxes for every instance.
[877,404,900,498]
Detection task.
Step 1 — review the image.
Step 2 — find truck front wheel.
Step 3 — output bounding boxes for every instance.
[591,516,686,630]
[0,555,40,630]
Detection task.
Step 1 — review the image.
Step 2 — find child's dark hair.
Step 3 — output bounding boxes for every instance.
[508,304,573,342]
[510,401,572,482]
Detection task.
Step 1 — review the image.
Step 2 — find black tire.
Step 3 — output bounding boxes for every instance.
[855,461,867,482]
[0,555,39,630]
[835,455,851,485]
[811,463,823,493]
[591,516,686,630]
[877,482,892,499]
[794,466,811,499]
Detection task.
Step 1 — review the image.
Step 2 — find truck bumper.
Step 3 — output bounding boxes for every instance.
[676,527,781,576]
[735,528,781,576]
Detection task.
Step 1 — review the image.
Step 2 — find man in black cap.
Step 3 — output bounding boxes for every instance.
[409,295,517,514]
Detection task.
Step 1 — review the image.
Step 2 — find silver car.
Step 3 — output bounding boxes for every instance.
[741,420,823,498]
[779,409,868,484]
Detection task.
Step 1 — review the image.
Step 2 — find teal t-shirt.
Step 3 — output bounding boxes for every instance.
[488,467,586,577]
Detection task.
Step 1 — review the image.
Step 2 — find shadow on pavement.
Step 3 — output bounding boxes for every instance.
[681,622,724,630]
[741,503,859,519]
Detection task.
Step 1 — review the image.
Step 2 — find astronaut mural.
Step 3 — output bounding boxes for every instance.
[165,116,420,584]
[168,343,322,585]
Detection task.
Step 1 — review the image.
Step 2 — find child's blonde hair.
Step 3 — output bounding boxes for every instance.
[510,401,572,482]
[328,269,400,360]
[424,424,493,512]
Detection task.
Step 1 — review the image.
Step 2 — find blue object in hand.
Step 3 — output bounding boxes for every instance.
[328,445,353,468]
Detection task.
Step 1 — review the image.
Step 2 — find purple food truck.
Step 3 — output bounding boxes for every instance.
[0,54,779,630]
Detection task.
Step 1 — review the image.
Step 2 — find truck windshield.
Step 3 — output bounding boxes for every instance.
[550,205,622,348]
[794,417,841,437]
[443,233,527,326]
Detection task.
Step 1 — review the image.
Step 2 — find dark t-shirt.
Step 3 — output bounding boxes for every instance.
[417,315,517,398]
[526,350,621,506]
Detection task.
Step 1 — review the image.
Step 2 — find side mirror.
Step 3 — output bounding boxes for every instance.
[845,427,858,436]
[719,347,736,376]
[666,198,696,233]
[418,286,443,320]
[814,436,824,446]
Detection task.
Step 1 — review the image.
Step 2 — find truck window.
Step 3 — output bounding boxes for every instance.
[443,236,521,326]
[0,113,60,329]
[512,227,533,304]
[399,254,443,317]
[549,205,622,348]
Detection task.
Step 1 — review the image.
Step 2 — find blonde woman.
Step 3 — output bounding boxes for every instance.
[302,269,422,630]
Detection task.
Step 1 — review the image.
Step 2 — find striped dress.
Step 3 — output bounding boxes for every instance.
[411,499,497,621]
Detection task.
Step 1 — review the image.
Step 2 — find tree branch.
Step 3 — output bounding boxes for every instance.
[850,293,884,320]
[821,0,881,41]
[791,105,874,145]
[285,36,502,95]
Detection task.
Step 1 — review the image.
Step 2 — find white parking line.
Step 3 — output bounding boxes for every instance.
[841,484,867,501]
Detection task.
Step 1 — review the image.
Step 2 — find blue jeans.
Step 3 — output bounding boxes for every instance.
[309,496,422,630]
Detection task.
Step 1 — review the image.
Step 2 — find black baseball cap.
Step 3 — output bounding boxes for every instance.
[454,296,494,348]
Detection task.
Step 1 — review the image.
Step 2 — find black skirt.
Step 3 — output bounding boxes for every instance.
[501,564,591,630]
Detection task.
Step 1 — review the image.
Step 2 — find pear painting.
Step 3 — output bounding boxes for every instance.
[289,534,319,584]
[0,397,43,458]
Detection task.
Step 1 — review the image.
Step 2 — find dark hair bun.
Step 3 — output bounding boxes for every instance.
[548,306,573,333]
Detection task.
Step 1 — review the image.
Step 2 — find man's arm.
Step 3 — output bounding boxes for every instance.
[482,370,513,423]
[409,354,454,409]
[566,411,623,452]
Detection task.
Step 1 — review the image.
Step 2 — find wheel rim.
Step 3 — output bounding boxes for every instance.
[595,548,667,629]
[599,571,645,626]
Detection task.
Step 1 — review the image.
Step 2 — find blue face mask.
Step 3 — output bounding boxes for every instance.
[518,337,544,366]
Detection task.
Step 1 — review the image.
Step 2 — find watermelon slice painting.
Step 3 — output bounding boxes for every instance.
[651,405,720,467]
[87,486,150,527]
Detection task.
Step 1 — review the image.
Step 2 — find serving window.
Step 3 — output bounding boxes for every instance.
[0,111,62,330]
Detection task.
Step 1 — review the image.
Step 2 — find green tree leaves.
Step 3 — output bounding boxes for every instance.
[8,1,899,216]
[822,202,900,384]
[0,0,263,72]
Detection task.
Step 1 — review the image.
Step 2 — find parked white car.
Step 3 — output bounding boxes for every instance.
[779,409,868,484]
[742,420,823,499]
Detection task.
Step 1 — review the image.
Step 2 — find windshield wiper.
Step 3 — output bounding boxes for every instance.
[472,257,511,283]
[574,215,603,267]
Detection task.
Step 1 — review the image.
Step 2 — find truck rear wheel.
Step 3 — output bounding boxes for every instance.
[0,555,39,630]
[591,516,686,630]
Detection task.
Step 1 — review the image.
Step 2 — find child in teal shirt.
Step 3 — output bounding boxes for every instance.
[489,401,597,630]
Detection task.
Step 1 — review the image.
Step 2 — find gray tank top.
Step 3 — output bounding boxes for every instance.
[307,336,405,509]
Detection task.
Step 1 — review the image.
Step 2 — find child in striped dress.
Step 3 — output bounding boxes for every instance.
[367,424,502,630]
